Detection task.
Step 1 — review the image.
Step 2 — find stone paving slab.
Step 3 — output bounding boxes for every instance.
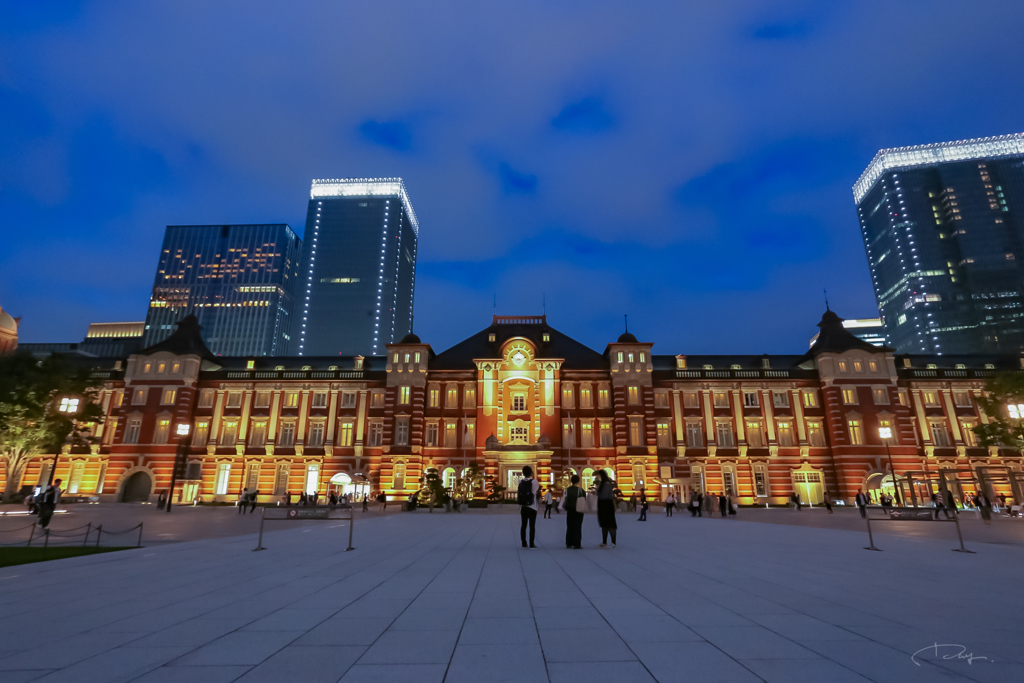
[0,510,1021,681]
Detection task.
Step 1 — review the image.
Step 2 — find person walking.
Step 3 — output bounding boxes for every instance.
[363,494,369,512]
[249,489,259,514]
[977,491,993,524]
[564,475,585,549]
[595,469,618,548]
[718,492,728,517]
[37,478,62,529]
[698,490,706,517]
[518,465,541,548]
[543,489,554,519]
[855,489,868,518]
[637,490,648,521]
[238,488,248,514]
[554,491,561,515]
[823,490,833,514]
[689,490,699,517]
[665,492,675,517]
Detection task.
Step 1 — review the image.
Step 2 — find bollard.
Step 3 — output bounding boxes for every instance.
[951,511,975,554]
[253,507,267,551]
[346,506,355,551]
[82,523,92,547]
[863,513,881,551]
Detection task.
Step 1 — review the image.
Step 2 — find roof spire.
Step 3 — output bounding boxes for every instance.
[824,288,830,312]
[624,314,629,333]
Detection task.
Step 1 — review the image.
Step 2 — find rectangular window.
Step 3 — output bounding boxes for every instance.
[847,419,864,445]
[220,421,238,447]
[580,386,594,408]
[713,391,729,408]
[399,386,411,405]
[395,417,410,445]
[923,391,939,406]
[683,392,699,409]
[777,421,794,447]
[953,391,971,407]
[371,390,385,408]
[153,419,170,444]
[249,421,267,448]
[562,421,576,448]
[225,392,242,408]
[161,389,176,405]
[563,386,575,408]
[868,361,879,372]
[273,463,290,495]
[132,388,147,405]
[124,419,142,446]
[446,386,459,407]
[772,391,789,408]
[842,388,857,405]
[245,462,260,491]
[307,423,325,447]
[746,422,763,448]
[426,422,439,447]
[444,423,457,448]
[214,464,231,496]
[464,385,476,407]
[962,422,977,446]
[653,390,668,408]
[599,422,614,447]
[716,422,734,447]
[722,468,737,497]
[872,388,889,405]
[838,361,848,372]
[465,421,475,447]
[686,422,703,447]
[627,386,640,405]
[311,391,328,408]
[193,421,209,448]
[507,393,525,412]
[340,391,357,408]
[428,387,440,408]
[598,388,610,408]
[338,422,354,447]
[305,464,319,495]
[617,351,624,363]
[368,422,383,447]
[581,422,594,448]
[743,391,758,408]
[898,390,909,407]
[754,469,769,497]
[930,422,950,447]
[853,361,863,373]
[278,422,295,447]
[802,391,818,408]
[284,391,299,408]
[254,391,271,408]
[807,421,825,447]
[629,418,643,446]
[656,420,672,448]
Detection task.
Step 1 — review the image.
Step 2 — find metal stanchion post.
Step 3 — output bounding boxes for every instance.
[346,506,355,551]
[253,508,267,551]
[27,523,36,548]
[863,510,881,551]
[951,510,975,553]
[83,523,91,547]
[95,525,102,547]
[43,528,50,549]
[137,523,143,548]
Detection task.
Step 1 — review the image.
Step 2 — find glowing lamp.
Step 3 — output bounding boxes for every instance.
[176,423,191,437]
[878,426,893,440]
[58,397,80,413]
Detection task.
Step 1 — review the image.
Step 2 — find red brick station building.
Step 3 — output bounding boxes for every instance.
[6,311,1022,506]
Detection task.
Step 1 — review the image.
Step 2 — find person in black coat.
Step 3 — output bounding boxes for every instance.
[564,475,585,549]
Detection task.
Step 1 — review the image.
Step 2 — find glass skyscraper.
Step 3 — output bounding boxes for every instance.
[297,178,418,356]
[143,224,302,356]
[855,133,1024,354]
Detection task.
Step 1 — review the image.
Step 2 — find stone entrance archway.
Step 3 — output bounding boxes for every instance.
[121,471,152,502]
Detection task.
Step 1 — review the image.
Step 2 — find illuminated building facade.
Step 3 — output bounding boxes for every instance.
[855,133,1024,354]
[142,224,301,357]
[297,178,418,357]
[0,302,19,354]
[6,311,1023,507]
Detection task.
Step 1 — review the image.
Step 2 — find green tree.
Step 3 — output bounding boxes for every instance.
[486,476,506,501]
[421,468,446,507]
[972,372,1024,454]
[455,461,486,499]
[0,353,103,499]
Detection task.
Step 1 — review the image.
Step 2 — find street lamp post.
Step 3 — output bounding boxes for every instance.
[879,426,902,506]
[166,423,191,513]
[52,397,81,485]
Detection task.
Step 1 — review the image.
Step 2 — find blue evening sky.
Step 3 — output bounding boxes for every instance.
[2,1,1023,354]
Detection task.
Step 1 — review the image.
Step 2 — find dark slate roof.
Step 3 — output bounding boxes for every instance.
[799,309,893,363]
[431,318,606,370]
[137,315,218,361]
[652,354,808,371]
[400,332,422,344]
[616,331,638,343]
[207,355,384,372]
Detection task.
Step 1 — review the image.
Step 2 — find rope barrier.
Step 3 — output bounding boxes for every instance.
[98,523,143,535]
[0,521,144,549]
[0,523,39,534]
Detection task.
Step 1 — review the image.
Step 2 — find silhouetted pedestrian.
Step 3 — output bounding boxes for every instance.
[37,478,62,529]
[595,469,618,548]
[564,475,585,549]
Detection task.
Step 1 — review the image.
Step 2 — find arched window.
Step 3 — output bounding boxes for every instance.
[393,461,406,491]
[582,468,594,490]
[443,468,456,489]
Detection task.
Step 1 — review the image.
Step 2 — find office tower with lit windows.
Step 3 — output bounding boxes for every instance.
[142,224,302,356]
[854,133,1024,354]
[297,178,418,356]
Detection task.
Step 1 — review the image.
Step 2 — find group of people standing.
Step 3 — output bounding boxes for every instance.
[684,490,737,518]
[517,466,620,549]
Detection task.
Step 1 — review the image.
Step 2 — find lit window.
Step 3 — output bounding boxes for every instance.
[683,392,699,408]
[922,391,939,406]
[777,421,794,447]
[464,385,476,407]
[847,419,864,445]
[153,419,170,444]
[225,392,242,408]
[962,422,977,447]
[563,386,575,408]
[512,393,526,411]
[842,388,857,405]
[214,464,231,496]
[807,421,825,447]
[428,387,440,408]
[311,391,328,407]
[426,422,438,447]
[444,423,457,448]
[686,422,703,447]
[656,420,672,448]
[192,421,209,447]
[802,391,818,408]
[220,421,238,446]
[581,386,594,408]
[838,361,848,372]
[598,388,610,408]
[716,421,734,447]
[599,422,614,447]
[249,421,267,448]
[371,390,385,408]
[629,417,643,446]
[713,391,729,408]
[853,361,863,373]
[132,388,148,405]
[581,422,594,448]
[399,386,411,405]
[284,391,299,408]
[447,386,459,407]
[628,386,640,405]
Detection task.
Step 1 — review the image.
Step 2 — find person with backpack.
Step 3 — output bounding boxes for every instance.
[517,466,541,548]
[563,474,585,549]
[38,478,62,529]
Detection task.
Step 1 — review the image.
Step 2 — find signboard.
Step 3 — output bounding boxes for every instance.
[286,508,330,519]
[886,508,934,521]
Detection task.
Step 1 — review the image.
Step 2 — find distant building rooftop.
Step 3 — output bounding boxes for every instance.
[809,317,887,349]
[309,178,418,235]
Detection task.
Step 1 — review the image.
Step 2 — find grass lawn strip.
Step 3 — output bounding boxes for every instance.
[0,546,132,568]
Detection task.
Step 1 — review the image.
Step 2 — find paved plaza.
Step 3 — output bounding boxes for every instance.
[1,508,1022,682]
